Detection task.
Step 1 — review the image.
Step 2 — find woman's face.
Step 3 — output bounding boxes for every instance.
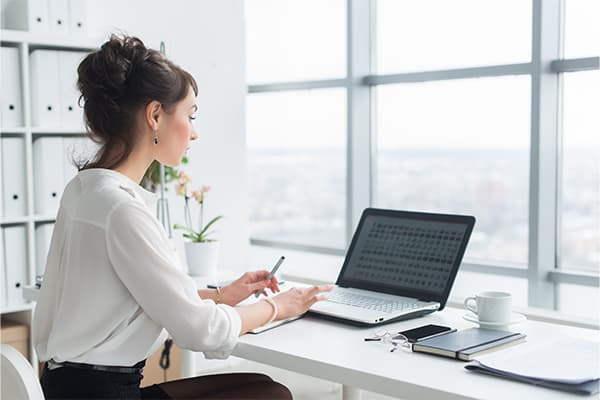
[156,86,198,166]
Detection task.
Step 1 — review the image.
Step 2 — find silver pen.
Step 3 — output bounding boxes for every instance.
[255,256,285,298]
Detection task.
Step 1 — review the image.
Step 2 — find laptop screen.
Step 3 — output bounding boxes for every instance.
[337,208,475,308]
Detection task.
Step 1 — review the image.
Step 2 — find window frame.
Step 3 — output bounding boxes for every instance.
[246,0,600,310]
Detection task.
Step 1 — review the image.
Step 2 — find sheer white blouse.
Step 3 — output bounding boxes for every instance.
[33,168,241,366]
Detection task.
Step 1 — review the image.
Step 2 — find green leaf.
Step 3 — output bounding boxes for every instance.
[197,215,223,237]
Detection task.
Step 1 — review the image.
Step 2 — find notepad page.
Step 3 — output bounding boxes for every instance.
[475,336,600,384]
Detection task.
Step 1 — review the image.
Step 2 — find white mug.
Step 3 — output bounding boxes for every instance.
[464,291,512,324]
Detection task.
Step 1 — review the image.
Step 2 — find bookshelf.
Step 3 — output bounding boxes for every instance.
[0,28,97,371]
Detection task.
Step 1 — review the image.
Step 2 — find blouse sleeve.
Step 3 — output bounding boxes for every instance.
[105,200,241,359]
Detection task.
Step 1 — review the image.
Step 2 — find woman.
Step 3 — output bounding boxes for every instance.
[33,34,330,399]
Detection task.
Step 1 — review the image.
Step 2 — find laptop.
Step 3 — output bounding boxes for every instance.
[309,208,475,326]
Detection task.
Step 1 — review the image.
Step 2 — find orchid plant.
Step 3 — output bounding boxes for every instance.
[173,171,223,242]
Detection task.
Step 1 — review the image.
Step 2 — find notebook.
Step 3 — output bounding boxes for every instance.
[309,208,475,326]
[412,328,526,361]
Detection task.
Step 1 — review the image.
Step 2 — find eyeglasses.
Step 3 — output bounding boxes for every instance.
[364,330,411,353]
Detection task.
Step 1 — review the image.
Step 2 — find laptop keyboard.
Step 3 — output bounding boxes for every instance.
[326,289,423,314]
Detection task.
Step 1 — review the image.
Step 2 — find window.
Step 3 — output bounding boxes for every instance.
[376,0,531,73]
[247,89,347,248]
[560,71,600,271]
[376,76,531,265]
[245,0,346,84]
[245,0,600,315]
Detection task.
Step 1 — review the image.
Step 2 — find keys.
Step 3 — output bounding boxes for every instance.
[326,289,422,313]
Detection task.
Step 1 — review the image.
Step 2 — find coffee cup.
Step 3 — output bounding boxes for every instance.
[463,291,512,324]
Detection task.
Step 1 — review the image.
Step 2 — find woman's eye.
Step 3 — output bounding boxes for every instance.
[189,115,196,121]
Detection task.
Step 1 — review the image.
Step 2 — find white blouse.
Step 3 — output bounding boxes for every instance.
[33,168,241,366]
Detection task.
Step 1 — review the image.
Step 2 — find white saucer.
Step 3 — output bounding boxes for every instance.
[463,311,526,328]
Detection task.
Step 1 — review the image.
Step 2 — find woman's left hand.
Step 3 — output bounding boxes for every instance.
[220,271,281,306]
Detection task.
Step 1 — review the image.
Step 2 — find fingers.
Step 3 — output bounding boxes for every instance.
[307,284,333,297]
[249,280,269,293]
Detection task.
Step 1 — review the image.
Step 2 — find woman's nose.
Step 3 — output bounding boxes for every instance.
[190,130,198,141]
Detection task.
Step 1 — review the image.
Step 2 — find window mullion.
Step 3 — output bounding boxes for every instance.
[346,0,373,245]
[529,0,561,309]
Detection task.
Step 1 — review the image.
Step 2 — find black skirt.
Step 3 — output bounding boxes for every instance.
[40,361,151,399]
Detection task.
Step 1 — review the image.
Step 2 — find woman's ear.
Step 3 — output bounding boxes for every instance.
[144,101,162,131]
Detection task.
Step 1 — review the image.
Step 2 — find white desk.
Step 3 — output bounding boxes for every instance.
[231,307,600,400]
[24,283,600,399]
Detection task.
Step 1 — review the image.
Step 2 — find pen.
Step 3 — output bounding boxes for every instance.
[255,256,285,298]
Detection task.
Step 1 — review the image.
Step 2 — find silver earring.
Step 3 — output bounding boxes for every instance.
[153,130,158,145]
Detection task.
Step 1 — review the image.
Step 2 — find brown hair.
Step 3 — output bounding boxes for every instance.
[76,34,198,170]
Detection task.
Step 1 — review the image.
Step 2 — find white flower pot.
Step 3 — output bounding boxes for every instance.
[184,241,220,278]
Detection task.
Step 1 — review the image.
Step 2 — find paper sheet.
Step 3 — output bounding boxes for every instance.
[476,336,600,384]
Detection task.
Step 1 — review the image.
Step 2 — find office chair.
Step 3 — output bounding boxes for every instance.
[1,344,45,400]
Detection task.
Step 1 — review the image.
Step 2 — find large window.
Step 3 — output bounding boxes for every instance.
[245,0,600,317]
[376,0,531,73]
[376,76,531,265]
[247,89,347,248]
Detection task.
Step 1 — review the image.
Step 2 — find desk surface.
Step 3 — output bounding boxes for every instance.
[233,306,600,400]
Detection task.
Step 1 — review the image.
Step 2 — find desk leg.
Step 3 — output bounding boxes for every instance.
[181,349,196,378]
[342,385,362,400]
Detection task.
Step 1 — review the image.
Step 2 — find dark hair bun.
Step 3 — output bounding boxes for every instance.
[77,35,149,116]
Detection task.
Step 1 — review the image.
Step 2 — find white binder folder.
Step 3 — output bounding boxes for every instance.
[0,229,6,307]
[33,137,64,215]
[0,0,50,33]
[58,51,86,129]
[48,0,69,34]
[63,137,98,184]
[35,223,54,277]
[30,50,61,127]
[0,139,3,218]
[1,137,27,217]
[3,225,28,308]
[0,46,24,128]
[68,0,87,34]
[62,137,79,184]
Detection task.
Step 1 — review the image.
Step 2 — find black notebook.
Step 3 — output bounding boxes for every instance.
[412,328,526,361]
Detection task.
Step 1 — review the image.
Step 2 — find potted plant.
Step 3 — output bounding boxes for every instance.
[173,172,223,277]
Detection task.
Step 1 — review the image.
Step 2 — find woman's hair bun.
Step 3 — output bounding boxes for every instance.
[77,35,149,114]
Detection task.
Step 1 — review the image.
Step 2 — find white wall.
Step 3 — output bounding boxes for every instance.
[87,0,250,272]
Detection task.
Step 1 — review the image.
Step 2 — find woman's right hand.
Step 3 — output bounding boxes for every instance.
[272,285,333,320]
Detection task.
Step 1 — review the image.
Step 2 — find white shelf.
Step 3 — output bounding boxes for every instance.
[0,216,30,225]
[0,29,98,51]
[31,127,86,135]
[1,26,98,372]
[0,127,27,135]
[0,303,35,314]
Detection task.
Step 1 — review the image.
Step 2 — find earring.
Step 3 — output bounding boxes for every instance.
[153,130,158,145]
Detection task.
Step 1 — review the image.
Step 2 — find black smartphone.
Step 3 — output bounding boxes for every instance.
[396,324,455,343]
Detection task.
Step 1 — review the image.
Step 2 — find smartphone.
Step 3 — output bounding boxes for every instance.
[396,324,455,343]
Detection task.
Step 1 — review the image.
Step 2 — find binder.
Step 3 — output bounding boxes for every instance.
[0,0,50,33]
[35,223,54,277]
[58,51,86,129]
[1,137,27,217]
[30,50,61,127]
[48,0,69,35]
[0,46,24,128]
[0,229,6,308]
[67,0,87,34]
[62,137,79,185]
[63,137,98,184]
[0,139,3,218]
[3,225,28,308]
[33,137,64,215]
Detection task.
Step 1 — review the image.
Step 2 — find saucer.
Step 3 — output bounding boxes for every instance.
[463,311,526,328]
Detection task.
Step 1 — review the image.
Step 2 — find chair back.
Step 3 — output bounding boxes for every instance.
[0,344,45,400]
